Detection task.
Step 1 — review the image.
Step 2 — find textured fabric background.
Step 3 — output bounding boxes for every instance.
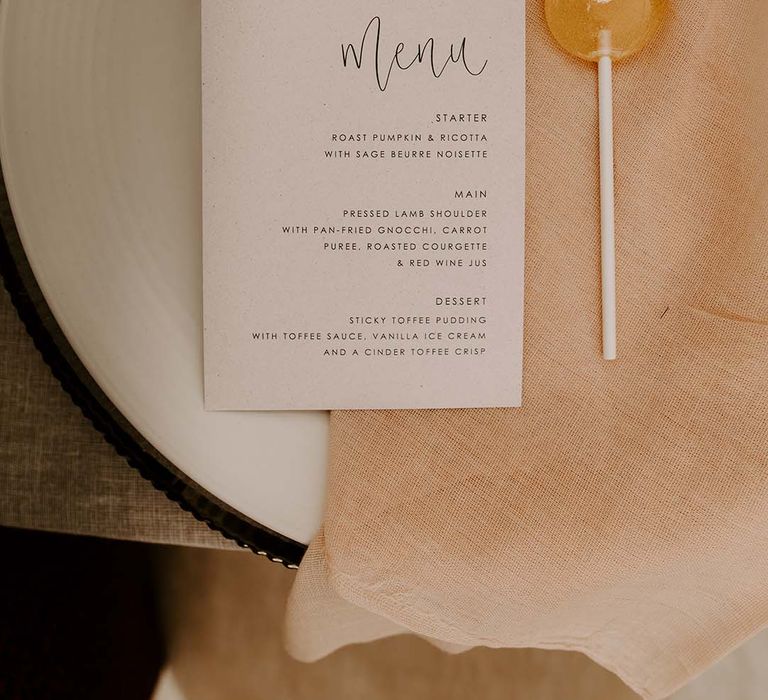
[0,286,234,549]
[156,545,768,700]
[286,1,768,698]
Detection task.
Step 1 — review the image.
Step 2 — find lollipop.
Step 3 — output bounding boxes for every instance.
[545,0,666,360]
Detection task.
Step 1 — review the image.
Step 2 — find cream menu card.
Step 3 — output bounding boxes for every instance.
[203,0,525,410]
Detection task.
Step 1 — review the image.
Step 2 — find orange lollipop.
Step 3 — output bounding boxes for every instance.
[545,0,667,359]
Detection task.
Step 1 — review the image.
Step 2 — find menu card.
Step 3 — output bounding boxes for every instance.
[203,0,525,410]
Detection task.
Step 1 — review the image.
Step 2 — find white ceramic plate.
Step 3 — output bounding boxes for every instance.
[0,0,328,548]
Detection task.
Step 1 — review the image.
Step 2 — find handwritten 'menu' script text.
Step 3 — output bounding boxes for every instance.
[341,16,488,92]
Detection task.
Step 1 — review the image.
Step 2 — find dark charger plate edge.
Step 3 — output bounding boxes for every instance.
[0,163,306,568]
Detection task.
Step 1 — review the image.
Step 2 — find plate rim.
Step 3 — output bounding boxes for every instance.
[0,162,306,568]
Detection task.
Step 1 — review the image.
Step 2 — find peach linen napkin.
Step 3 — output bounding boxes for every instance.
[286,1,768,697]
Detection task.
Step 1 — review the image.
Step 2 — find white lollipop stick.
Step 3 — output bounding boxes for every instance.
[598,30,617,360]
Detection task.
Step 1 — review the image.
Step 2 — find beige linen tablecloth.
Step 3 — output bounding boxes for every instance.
[0,285,233,549]
[286,1,768,697]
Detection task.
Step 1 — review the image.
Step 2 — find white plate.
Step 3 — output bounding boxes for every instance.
[0,0,328,545]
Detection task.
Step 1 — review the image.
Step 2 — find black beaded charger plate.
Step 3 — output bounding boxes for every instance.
[0,171,306,567]
[0,1,332,569]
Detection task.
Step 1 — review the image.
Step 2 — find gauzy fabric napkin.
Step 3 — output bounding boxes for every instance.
[285,1,768,697]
